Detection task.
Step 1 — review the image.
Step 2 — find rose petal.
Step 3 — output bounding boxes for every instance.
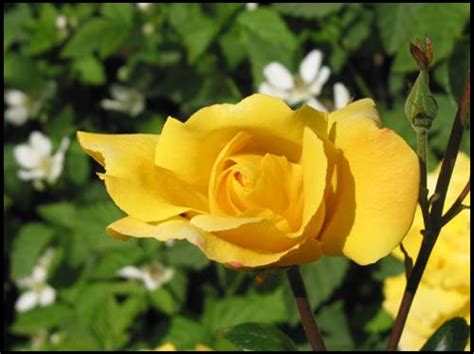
[319,100,419,265]
[155,94,327,192]
[107,216,300,268]
[77,132,207,222]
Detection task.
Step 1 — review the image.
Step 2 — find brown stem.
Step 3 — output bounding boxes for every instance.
[387,71,471,351]
[441,177,470,227]
[287,267,327,351]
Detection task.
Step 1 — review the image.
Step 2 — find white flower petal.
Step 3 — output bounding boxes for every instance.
[5,106,29,126]
[333,82,351,110]
[29,131,52,157]
[38,286,56,306]
[118,266,144,280]
[299,50,323,84]
[15,291,39,312]
[306,98,329,112]
[309,66,331,96]
[129,97,145,117]
[47,138,70,183]
[13,144,42,169]
[258,82,290,100]
[101,99,127,113]
[32,265,48,283]
[263,62,294,90]
[246,3,258,11]
[16,275,36,289]
[110,85,132,101]
[18,168,47,181]
[5,89,27,106]
[142,273,159,291]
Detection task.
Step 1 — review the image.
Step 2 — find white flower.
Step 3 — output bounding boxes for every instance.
[15,248,56,313]
[142,22,155,36]
[4,89,40,126]
[14,131,70,190]
[118,262,174,291]
[101,84,145,117]
[258,50,352,112]
[55,15,68,30]
[137,3,152,11]
[246,3,258,11]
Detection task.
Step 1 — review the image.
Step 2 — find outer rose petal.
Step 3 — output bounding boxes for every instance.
[106,216,303,268]
[154,94,327,192]
[77,132,207,222]
[383,274,470,350]
[319,99,419,265]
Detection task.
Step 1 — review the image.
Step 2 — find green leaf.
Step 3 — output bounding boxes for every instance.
[4,53,46,92]
[364,308,394,334]
[68,201,126,267]
[285,257,349,325]
[101,3,133,27]
[371,255,404,282]
[72,55,106,85]
[392,3,470,72]
[90,247,144,279]
[166,240,210,271]
[221,323,297,351]
[37,202,77,229]
[61,18,110,58]
[448,35,470,105]
[168,4,220,64]
[137,115,165,134]
[46,106,76,142]
[4,4,32,51]
[375,4,423,55]
[26,3,60,55]
[273,3,344,19]
[203,287,288,332]
[11,304,75,335]
[55,323,102,351]
[148,287,177,315]
[65,140,91,187]
[238,8,297,88]
[161,316,213,350]
[421,317,470,351]
[318,301,354,350]
[219,26,246,70]
[11,223,55,279]
[61,16,130,59]
[238,8,297,49]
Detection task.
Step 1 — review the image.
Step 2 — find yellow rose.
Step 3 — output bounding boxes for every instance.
[383,152,470,350]
[77,94,419,268]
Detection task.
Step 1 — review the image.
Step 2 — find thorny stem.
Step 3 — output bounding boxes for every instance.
[287,267,327,351]
[387,72,470,351]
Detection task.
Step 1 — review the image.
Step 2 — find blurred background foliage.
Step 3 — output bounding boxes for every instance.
[3,3,470,351]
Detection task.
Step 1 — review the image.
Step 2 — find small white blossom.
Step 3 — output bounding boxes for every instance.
[333,82,351,110]
[259,49,352,112]
[101,84,145,117]
[15,248,56,313]
[55,14,68,30]
[4,89,40,126]
[14,131,70,190]
[118,262,174,291]
[246,3,258,11]
[137,3,152,11]
[142,22,155,36]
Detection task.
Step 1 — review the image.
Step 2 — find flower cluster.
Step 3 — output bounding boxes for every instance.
[383,153,470,350]
[258,50,351,112]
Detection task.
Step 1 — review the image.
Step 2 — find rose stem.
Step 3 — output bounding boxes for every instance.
[387,72,470,351]
[286,266,327,351]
